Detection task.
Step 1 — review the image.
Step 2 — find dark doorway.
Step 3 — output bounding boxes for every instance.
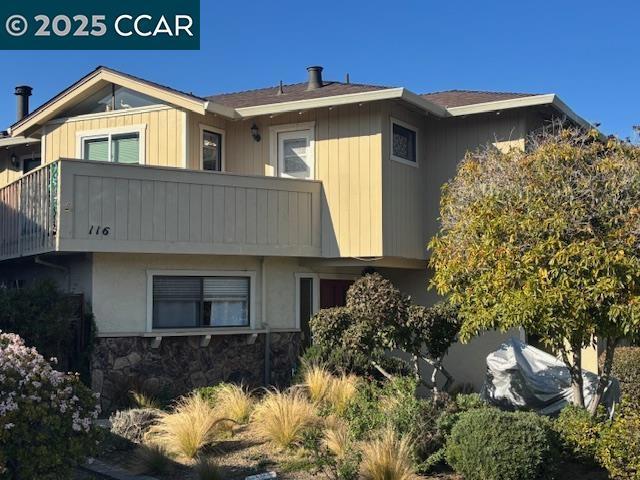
[320,279,354,309]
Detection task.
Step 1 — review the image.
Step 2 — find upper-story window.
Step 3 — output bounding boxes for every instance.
[269,122,315,179]
[200,125,224,171]
[390,118,418,166]
[77,125,146,164]
[22,155,41,174]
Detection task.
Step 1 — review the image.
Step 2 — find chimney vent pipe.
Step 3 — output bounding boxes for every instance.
[15,85,32,121]
[306,66,323,90]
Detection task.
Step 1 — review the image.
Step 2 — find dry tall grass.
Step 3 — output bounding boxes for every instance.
[327,374,359,415]
[251,388,317,449]
[145,393,227,460]
[193,455,223,480]
[132,443,173,476]
[303,363,334,404]
[322,416,351,459]
[213,383,254,425]
[359,428,416,480]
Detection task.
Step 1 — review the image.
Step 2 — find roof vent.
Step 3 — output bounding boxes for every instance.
[15,85,32,121]
[306,66,323,90]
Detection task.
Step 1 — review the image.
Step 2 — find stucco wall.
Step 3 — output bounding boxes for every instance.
[91,253,362,335]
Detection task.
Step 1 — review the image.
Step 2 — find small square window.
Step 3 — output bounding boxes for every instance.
[391,120,418,165]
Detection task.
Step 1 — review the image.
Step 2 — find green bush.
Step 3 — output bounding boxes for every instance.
[610,347,640,407]
[597,401,640,480]
[341,376,448,470]
[0,332,101,479]
[553,405,603,463]
[445,409,559,480]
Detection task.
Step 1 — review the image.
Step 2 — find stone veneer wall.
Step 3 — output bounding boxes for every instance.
[91,332,300,411]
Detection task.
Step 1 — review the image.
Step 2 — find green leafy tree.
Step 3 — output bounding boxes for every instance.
[309,273,459,390]
[429,126,640,414]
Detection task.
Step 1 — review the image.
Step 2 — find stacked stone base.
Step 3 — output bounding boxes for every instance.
[91,332,300,411]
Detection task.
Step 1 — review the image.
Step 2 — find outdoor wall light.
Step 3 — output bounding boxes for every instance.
[250,123,261,142]
[10,152,19,168]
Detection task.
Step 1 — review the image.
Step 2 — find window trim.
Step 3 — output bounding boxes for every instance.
[390,117,419,167]
[146,269,256,332]
[199,124,225,172]
[269,122,315,179]
[75,124,147,165]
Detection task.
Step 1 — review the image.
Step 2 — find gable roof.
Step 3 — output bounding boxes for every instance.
[9,67,592,137]
[420,90,537,108]
[207,81,394,108]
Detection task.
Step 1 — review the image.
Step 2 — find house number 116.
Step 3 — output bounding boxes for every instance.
[89,225,111,236]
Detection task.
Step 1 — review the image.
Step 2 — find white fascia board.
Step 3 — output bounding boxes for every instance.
[399,89,450,117]
[447,94,592,129]
[204,101,241,119]
[0,136,40,147]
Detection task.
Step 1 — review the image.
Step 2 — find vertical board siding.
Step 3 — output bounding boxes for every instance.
[56,161,320,256]
[43,106,184,168]
[381,104,529,260]
[199,104,383,258]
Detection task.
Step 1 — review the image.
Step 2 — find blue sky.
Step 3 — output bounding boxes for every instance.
[0,0,637,138]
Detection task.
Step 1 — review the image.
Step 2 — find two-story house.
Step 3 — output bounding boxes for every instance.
[0,66,591,407]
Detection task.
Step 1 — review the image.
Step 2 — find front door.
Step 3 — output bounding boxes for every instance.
[320,279,354,309]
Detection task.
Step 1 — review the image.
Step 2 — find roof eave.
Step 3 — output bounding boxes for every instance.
[233,88,447,118]
[446,94,592,129]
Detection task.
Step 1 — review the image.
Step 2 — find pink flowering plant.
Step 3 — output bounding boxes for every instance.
[0,331,101,479]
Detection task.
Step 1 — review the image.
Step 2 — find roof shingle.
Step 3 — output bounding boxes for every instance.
[419,90,536,108]
[206,81,394,109]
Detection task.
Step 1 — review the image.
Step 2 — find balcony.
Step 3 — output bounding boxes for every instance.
[0,159,322,261]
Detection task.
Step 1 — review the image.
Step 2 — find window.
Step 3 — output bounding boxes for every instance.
[152,275,250,329]
[22,156,41,174]
[269,123,315,179]
[77,126,146,164]
[390,118,418,165]
[200,126,223,171]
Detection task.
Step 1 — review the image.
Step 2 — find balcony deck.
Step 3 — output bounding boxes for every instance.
[0,160,322,261]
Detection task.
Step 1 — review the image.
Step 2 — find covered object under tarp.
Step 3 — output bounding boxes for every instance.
[481,338,620,415]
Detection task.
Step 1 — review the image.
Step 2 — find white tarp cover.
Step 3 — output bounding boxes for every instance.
[481,337,620,415]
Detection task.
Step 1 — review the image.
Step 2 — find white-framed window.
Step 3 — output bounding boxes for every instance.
[390,117,418,166]
[147,270,256,331]
[76,125,146,165]
[199,124,225,172]
[269,122,315,179]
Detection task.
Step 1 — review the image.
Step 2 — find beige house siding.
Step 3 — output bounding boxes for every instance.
[42,106,185,168]
[381,104,528,261]
[186,104,384,259]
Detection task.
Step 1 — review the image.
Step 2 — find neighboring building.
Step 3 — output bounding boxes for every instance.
[0,66,592,407]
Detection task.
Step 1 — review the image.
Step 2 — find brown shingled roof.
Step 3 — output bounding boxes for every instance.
[419,90,536,108]
[206,81,394,109]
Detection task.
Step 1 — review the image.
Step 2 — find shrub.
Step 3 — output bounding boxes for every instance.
[445,409,559,480]
[251,388,317,449]
[0,332,101,479]
[597,401,640,480]
[130,390,162,410]
[322,416,351,459]
[146,393,226,460]
[109,408,161,444]
[359,428,416,480]
[553,405,603,463]
[610,347,640,407]
[132,443,173,476]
